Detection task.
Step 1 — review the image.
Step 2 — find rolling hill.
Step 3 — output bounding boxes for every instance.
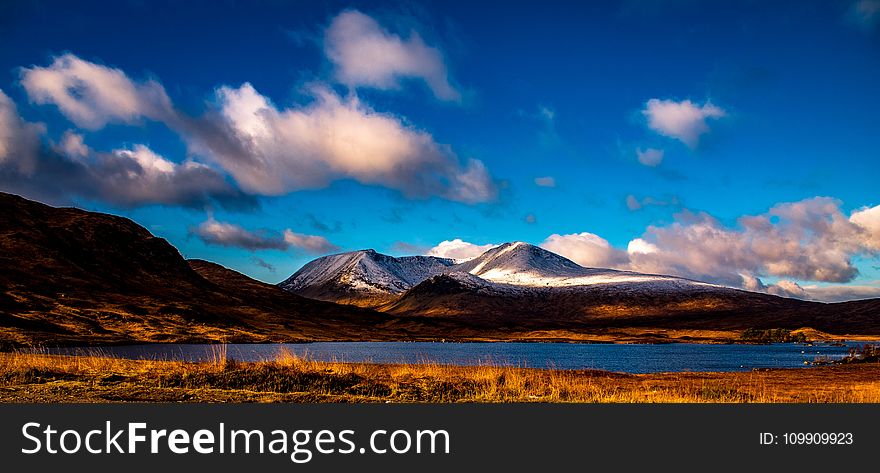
[0,192,459,348]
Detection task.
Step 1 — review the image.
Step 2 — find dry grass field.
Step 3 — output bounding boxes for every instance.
[1,348,879,403]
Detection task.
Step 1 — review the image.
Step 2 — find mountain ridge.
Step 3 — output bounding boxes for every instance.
[278,249,456,306]
[279,245,880,334]
[2,191,880,347]
[280,242,724,308]
[0,192,462,347]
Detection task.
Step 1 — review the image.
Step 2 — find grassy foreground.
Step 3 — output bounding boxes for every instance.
[1,349,879,403]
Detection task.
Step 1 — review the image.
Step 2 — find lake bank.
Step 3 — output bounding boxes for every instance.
[2,351,879,403]
[4,325,880,351]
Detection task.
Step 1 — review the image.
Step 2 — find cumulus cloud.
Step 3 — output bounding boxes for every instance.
[18,54,496,205]
[540,232,630,269]
[324,10,460,101]
[91,144,247,208]
[194,216,338,253]
[0,89,44,174]
[742,276,880,302]
[1,89,246,208]
[626,238,658,255]
[636,147,663,167]
[20,54,174,129]
[534,176,556,187]
[422,198,880,301]
[535,198,880,301]
[642,99,726,147]
[626,198,872,286]
[283,229,340,254]
[426,238,496,262]
[194,217,289,250]
[188,82,494,202]
[798,282,880,303]
[850,204,880,250]
[57,130,89,159]
[764,279,808,299]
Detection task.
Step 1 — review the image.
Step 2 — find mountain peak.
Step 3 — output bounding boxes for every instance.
[278,249,455,305]
[497,241,531,250]
[280,241,714,306]
[455,241,583,278]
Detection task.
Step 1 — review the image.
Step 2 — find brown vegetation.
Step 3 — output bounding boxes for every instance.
[2,350,879,403]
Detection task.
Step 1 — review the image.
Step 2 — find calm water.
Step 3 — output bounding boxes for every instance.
[47,341,876,373]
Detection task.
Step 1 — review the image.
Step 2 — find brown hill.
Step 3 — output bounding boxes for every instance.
[0,192,458,348]
[381,273,880,334]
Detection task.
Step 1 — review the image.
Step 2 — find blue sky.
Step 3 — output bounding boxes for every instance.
[1,0,879,301]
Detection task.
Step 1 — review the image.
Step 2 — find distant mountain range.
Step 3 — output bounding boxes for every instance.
[279,242,718,307]
[1,191,879,348]
[280,242,880,333]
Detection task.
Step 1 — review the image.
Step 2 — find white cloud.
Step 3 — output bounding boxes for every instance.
[426,238,496,262]
[195,217,288,251]
[764,279,808,299]
[626,198,870,285]
[626,238,658,255]
[283,229,340,254]
[540,232,630,269]
[20,53,173,129]
[191,82,495,202]
[324,10,460,101]
[194,216,338,254]
[57,130,90,159]
[114,144,176,176]
[534,176,556,187]
[799,282,880,303]
[0,89,44,174]
[849,204,880,251]
[0,95,247,208]
[642,98,726,147]
[538,198,880,301]
[636,147,664,166]
[17,54,496,204]
[91,144,246,208]
[743,276,880,302]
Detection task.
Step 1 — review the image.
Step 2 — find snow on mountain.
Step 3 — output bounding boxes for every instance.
[279,249,455,295]
[280,241,717,300]
[453,242,711,288]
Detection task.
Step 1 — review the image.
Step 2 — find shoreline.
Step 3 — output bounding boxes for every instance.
[1,351,878,403]
[5,329,880,350]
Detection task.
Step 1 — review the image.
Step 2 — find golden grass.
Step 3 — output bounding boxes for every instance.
[1,348,879,403]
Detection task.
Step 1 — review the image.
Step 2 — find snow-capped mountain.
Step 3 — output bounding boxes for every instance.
[279,242,716,308]
[278,249,455,305]
[279,240,880,329]
[454,241,713,288]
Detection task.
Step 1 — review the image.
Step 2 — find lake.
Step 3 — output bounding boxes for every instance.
[46,341,876,374]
